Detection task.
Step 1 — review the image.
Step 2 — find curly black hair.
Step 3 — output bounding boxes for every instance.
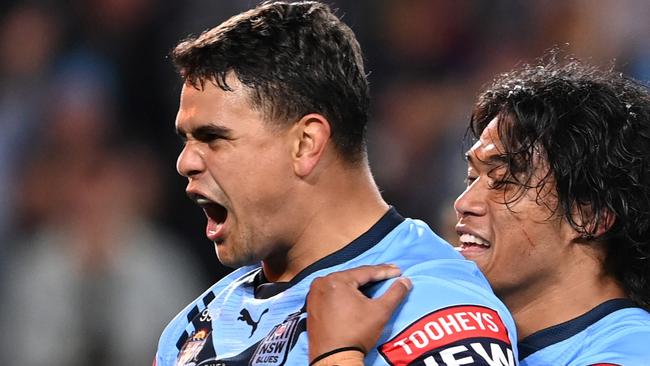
[469,57,650,309]
[171,1,369,163]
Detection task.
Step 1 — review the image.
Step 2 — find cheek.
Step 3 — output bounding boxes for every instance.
[489,208,535,264]
[235,166,293,214]
[493,212,556,266]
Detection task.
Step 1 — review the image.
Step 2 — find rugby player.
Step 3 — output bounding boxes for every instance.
[307,58,650,365]
[154,2,517,366]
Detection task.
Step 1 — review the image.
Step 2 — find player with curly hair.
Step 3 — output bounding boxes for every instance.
[308,58,650,365]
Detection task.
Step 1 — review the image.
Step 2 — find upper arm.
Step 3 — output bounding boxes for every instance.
[369,274,518,366]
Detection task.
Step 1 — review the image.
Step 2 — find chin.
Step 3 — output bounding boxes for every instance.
[215,247,238,268]
[216,248,258,269]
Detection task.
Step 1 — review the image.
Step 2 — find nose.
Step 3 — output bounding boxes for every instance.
[454,181,487,218]
[176,142,205,178]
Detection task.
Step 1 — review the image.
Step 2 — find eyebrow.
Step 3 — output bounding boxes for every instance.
[465,151,509,167]
[176,123,233,141]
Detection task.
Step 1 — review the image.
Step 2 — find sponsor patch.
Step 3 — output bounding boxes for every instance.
[379,305,514,366]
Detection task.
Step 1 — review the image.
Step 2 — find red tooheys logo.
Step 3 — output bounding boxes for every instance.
[379,305,514,366]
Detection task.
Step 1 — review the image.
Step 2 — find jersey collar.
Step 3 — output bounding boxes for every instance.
[518,298,641,360]
[253,207,404,299]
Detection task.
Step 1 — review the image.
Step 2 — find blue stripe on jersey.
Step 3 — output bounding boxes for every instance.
[202,291,216,306]
[175,331,189,351]
[186,305,199,323]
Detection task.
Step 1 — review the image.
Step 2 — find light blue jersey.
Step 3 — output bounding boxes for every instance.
[155,208,518,366]
[519,299,650,366]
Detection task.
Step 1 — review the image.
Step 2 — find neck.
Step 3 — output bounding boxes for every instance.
[262,163,389,282]
[503,254,626,340]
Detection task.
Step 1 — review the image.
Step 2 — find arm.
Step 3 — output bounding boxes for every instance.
[307,264,412,366]
[310,350,365,366]
[307,262,519,366]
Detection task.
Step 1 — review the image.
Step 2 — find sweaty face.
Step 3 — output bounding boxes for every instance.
[454,117,576,298]
[175,77,296,268]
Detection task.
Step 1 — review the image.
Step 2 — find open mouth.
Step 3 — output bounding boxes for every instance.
[457,233,491,251]
[196,197,227,223]
[190,193,228,241]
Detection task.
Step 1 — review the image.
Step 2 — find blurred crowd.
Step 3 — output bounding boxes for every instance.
[0,0,648,364]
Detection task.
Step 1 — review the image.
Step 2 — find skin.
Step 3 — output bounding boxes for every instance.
[454,117,625,339]
[455,117,575,306]
[306,116,626,363]
[307,264,411,362]
[176,76,299,270]
[175,73,389,282]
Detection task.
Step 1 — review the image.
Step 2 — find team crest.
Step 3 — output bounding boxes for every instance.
[249,311,303,366]
[176,329,211,366]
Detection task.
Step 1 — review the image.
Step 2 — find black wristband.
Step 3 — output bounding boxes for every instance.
[309,346,365,366]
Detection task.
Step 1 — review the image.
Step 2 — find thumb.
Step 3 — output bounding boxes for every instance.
[377,277,412,313]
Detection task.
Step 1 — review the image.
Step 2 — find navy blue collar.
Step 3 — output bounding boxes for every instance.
[253,207,404,299]
[518,298,642,360]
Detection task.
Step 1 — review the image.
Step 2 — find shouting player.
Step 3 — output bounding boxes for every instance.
[154,2,517,366]
[307,58,650,365]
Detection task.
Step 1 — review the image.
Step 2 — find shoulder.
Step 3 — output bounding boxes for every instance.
[355,219,518,365]
[521,305,650,366]
[368,218,465,267]
[576,307,650,365]
[372,289,516,365]
[365,259,517,365]
[392,218,453,248]
[385,261,512,333]
[155,265,260,362]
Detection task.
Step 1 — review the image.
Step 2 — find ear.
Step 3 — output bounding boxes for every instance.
[290,113,331,177]
[571,204,616,240]
[587,208,615,238]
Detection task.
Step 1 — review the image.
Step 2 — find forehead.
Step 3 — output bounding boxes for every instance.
[467,117,505,166]
[178,78,245,115]
[175,75,269,136]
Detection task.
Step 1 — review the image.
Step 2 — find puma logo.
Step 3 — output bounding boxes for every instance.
[237,308,269,337]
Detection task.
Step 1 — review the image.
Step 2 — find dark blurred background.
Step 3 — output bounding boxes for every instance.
[0,0,648,364]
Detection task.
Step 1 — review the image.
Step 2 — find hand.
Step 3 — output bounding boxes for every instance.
[307,264,412,362]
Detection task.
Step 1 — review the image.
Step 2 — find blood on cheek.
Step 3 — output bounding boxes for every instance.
[521,227,536,249]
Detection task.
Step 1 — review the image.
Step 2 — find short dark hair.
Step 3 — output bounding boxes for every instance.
[469,57,650,309]
[171,1,370,163]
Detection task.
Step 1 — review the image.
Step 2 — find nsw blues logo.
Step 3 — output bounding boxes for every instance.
[249,311,304,366]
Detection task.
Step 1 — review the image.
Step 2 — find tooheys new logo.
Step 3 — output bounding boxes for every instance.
[379,305,515,366]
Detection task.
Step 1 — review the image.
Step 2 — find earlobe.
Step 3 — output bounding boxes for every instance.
[292,113,331,177]
[572,205,616,240]
[590,209,615,238]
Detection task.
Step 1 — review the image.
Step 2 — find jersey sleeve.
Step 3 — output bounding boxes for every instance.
[367,260,518,366]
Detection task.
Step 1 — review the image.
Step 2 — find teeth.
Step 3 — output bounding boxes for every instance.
[459,233,490,247]
[196,198,212,205]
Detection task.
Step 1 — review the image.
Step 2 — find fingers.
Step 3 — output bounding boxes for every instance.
[328,264,403,288]
[377,277,412,313]
[306,264,412,359]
